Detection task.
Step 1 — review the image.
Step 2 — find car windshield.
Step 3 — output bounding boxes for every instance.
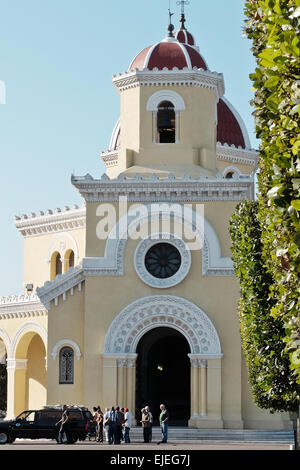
[16,411,35,422]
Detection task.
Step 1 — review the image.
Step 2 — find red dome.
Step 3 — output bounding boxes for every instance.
[217,99,246,148]
[129,40,207,72]
[175,29,195,46]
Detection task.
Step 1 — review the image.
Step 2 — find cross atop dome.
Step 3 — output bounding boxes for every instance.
[177,0,190,30]
[167,7,175,37]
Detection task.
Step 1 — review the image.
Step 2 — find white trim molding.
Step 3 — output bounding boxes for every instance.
[146,90,186,112]
[0,294,47,319]
[109,118,120,151]
[46,232,79,264]
[14,205,86,238]
[0,328,11,354]
[51,339,81,360]
[134,233,191,288]
[72,172,254,203]
[10,322,48,358]
[36,266,84,310]
[6,358,28,370]
[222,166,242,178]
[103,295,222,356]
[82,203,233,277]
[112,68,225,101]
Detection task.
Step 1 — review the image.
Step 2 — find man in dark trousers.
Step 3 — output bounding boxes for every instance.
[56,405,71,444]
[108,406,118,444]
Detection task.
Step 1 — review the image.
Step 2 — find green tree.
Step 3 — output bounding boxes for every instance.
[230,201,298,412]
[230,0,300,447]
[244,0,300,382]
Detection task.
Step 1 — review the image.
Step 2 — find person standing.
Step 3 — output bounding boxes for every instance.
[56,404,70,444]
[123,407,132,443]
[96,406,104,442]
[108,406,118,444]
[158,404,169,444]
[115,406,124,444]
[103,407,111,443]
[92,407,98,441]
[141,407,151,443]
[145,406,153,442]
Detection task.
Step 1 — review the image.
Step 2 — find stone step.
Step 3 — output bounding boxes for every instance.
[128,427,294,443]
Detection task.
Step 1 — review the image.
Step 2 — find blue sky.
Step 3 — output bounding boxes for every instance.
[0,0,258,297]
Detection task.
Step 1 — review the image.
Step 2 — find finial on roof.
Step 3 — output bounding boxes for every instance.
[177,0,190,30]
[167,7,175,37]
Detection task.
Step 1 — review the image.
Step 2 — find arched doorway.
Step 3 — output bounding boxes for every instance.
[135,327,190,426]
[14,331,47,414]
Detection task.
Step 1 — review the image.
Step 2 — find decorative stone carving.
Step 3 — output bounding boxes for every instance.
[103,295,222,356]
[134,234,191,288]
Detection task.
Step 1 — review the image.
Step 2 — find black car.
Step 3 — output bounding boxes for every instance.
[0,406,95,444]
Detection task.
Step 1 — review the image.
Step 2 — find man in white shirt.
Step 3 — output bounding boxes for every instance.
[123,407,132,443]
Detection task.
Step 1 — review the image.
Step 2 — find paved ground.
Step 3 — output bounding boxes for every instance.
[0,440,293,451]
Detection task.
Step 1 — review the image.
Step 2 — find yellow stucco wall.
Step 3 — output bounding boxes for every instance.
[23,227,86,291]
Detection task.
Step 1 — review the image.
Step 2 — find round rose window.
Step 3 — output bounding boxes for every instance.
[144,242,182,279]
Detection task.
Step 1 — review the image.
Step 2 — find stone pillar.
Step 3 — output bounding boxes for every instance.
[117,359,126,407]
[152,112,157,143]
[6,358,28,419]
[199,360,207,417]
[175,111,180,143]
[190,358,199,419]
[188,354,223,429]
[102,354,137,422]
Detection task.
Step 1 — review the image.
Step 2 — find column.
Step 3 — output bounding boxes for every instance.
[199,360,207,417]
[152,112,157,143]
[189,357,199,418]
[117,359,126,407]
[175,111,180,143]
[6,358,28,419]
[206,357,223,427]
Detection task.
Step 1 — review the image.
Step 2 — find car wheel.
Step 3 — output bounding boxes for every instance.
[0,432,9,445]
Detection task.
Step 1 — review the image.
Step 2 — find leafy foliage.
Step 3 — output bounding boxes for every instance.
[230,201,299,411]
[244,0,300,382]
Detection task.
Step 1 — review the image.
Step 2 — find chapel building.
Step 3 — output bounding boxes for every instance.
[0,11,291,430]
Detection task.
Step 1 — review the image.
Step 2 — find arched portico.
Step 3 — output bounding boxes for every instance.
[102,296,223,428]
[6,323,47,418]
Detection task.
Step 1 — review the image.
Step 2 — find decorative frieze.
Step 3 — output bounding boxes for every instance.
[0,294,47,319]
[72,172,254,203]
[112,67,225,101]
[14,205,86,238]
[103,295,222,356]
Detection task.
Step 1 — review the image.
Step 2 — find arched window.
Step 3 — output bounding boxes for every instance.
[157,101,176,143]
[64,249,75,273]
[69,250,75,268]
[225,171,234,179]
[59,347,74,384]
[55,253,62,275]
[50,251,63,281]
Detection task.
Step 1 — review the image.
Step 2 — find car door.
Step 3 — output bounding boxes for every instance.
[35,410,61,439]
[13,411,37,439]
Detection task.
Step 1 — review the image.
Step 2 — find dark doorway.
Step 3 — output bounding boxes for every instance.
[135,327,190,426]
